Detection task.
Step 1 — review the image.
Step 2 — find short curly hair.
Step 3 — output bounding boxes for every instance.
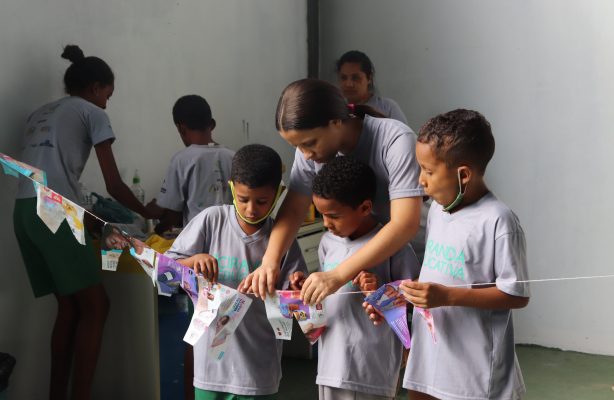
[312,156,376,208]
[418,109,495,174]
[231,144,282,189]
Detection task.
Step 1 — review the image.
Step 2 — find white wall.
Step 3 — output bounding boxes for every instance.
[320,0,614,355]
[0,1,307,398]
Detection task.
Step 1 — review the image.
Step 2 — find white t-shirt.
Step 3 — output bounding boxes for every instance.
[289,115,424,223]
[16,96,115,204]
[317,225,421,397]
[166,205,307,395]
[365,95,408,124]
[156,144,234,225]
[403,192,530,400]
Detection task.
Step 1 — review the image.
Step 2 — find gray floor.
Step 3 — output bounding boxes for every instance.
[279,345,614,400]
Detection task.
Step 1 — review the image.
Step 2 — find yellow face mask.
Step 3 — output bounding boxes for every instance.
[228,181,285,225]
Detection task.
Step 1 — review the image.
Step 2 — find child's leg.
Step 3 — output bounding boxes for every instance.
[50,294,78,400]
[408,390,439,400]
[71,284,110,399]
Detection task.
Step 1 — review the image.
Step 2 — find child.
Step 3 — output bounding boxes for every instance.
[146,94,235,233]
[165,144,307,399]
[374,109,530,400]
[291,156,421,400]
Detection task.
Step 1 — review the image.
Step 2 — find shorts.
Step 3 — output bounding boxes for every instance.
[13,198,101,297]
[195,389,277,400]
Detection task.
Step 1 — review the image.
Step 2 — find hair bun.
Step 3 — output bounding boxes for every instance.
[61,45,85,63]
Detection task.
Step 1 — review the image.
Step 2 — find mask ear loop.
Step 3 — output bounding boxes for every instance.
[442,169,468,213]
[228,181,285,225]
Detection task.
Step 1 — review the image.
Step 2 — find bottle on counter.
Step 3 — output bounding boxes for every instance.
[131,169,145,204]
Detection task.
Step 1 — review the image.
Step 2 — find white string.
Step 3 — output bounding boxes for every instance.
[11,166,614,296]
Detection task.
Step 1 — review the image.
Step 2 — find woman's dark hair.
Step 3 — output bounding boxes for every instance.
[418,109,495,174]
[231,144,282,189]
[61,45,114,94]
[172,95,213,130]
[275,79,384,131]
[312,156,376,208]
[335,50,375,92]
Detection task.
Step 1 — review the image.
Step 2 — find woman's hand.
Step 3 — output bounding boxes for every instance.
[238,261,280,298]
[289,271,307,290]
[300,270,344,304]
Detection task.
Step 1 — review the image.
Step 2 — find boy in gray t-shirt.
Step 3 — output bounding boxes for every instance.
[146,95,234,232]
[291,157,420,400]
[366,110,530,400]
[166,144,307,398]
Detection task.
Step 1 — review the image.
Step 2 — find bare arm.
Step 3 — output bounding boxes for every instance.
[95,139,154,219]
[241,189,312,297]
[400,281,530,310]
[301,196,422,304]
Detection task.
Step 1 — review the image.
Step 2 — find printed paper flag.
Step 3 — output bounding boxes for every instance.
[129,241,158,284]
[0,152,47,187]
[209,292,252,360]
[36,183,66,234]
[365,280,411,349]
[62,198,86,245]
[181,266,199,305]
[264,294,294,340]
[183,276,236,346]
[1,163,19,178]
[415,307,437,344]
[275,291,326,344]
[101,249,122,271]
[156,254,187,296]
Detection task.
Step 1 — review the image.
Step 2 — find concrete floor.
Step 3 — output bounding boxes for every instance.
[279,345,614,400]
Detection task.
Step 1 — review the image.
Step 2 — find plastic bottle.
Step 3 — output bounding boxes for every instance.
[131,169,145,204]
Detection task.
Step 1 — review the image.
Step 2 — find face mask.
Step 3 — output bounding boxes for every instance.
[228,181,285,225]
[442,169,468,213]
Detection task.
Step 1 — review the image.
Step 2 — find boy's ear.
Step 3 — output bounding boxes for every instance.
[358,199,373,216]
[458,165,472,186]
[209,118,216,131]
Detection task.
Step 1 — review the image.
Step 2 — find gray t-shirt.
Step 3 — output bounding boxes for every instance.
[289,115,424,223]
[166,205,307,395]
[16,96,115,204]
[157,144,235,225]
[365,95,408,124]
[317,225,421,397]
[403,192,530,400]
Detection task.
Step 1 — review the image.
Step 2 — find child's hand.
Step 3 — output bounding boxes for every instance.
[362,302,384,326]
[399,280,449,309]
[181,254,219,283]
[289,271,307,290]
[352,271,379,294]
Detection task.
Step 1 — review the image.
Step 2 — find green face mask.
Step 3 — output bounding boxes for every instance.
[442,169,467,213]
[228,181,285,225]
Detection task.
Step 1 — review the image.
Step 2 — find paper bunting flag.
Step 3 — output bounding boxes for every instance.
[267,291,326,344]
[62,198,85,245]
[36,184,66,233]
[0,152,47,187]
[365,280,411,349]
[183,276,236,346]
[1,163,19,178]
[415,307,437,344]
[101,249,122,271]
[209,292,252,360]
[181,266,199,305]
[155,254,185,296]
[264,294,294,340]
[129,240,158,284]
